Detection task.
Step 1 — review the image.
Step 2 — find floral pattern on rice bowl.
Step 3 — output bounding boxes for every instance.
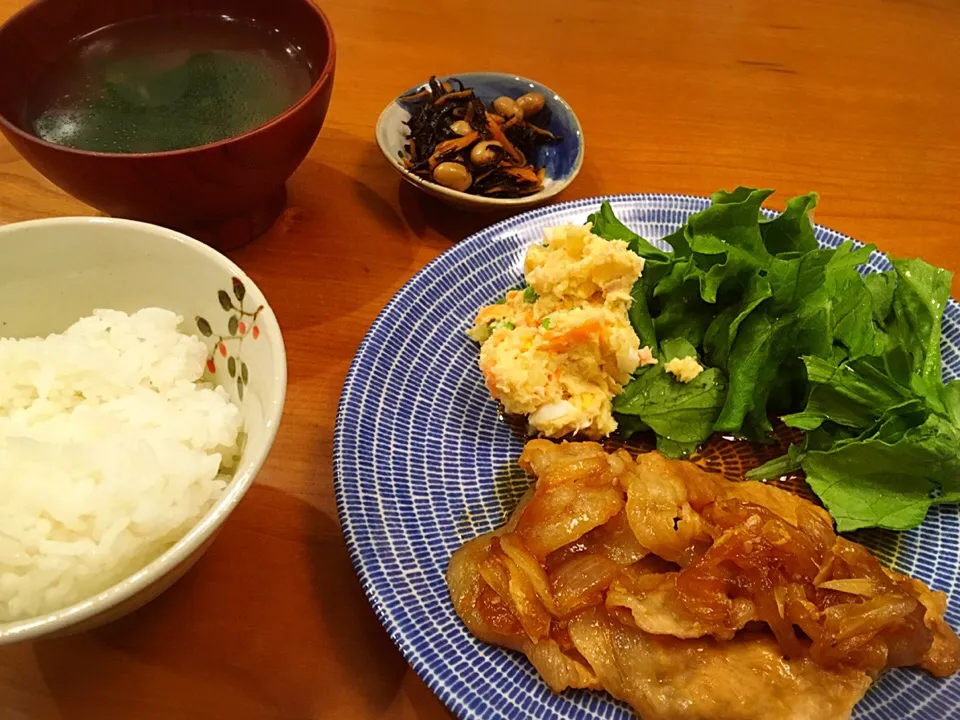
[195,277,263,401]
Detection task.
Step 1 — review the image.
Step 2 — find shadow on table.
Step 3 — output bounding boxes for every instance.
[227,150,419,337]
[329,131,502,248]
[396,181,516,246]
[30,484,450,719]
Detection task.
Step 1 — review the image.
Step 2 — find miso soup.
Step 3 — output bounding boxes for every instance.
[21,13,315,153]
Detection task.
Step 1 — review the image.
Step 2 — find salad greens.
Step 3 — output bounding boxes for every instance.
[589,188,958,531]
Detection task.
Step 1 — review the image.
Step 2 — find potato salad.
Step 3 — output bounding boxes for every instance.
[467,223,653,438]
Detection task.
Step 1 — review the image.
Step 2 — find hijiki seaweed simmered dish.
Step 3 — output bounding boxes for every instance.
[446,187,960,719]
[398,76,561,198]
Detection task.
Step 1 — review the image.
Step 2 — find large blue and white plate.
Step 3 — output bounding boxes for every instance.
[333,194,960,720]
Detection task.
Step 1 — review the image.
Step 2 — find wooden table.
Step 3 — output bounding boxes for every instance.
[1,0,958,717]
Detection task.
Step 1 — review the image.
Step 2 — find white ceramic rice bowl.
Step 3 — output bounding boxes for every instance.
[0,216,286,644]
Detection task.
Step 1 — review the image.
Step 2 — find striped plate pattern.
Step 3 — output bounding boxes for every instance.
[334,194,960,720]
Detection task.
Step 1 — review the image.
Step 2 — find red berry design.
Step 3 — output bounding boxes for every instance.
[206,280,258,398]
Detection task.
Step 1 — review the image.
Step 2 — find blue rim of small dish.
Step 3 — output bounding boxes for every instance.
[374,72,585,208]
[333,193,960,720]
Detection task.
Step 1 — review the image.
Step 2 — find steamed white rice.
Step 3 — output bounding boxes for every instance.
[0,308,241,623]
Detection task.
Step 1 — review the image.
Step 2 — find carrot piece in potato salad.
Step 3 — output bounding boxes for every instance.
[467,224,654,438]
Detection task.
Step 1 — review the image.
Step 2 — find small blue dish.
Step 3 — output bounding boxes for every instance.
[375,72,584,211]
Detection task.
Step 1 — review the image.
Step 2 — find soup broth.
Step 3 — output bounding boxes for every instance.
[21,13,315,153]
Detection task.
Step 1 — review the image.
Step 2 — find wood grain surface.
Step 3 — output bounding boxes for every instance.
[1,0,959,718]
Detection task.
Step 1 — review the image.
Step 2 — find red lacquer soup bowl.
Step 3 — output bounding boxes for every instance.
[0,0,336,250]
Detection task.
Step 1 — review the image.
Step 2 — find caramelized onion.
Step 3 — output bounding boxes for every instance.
[550,553,620,616]
[817,579,879,597]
